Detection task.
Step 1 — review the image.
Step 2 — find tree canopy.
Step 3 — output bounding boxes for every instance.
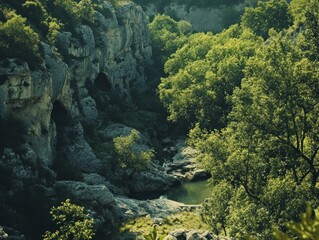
[159,25,263,130]
[157,0,319,238]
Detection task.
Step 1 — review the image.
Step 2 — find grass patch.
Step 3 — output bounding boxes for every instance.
[119,211,209,238]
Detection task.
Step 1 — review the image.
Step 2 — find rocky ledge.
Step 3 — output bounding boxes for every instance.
[163,138,211,182]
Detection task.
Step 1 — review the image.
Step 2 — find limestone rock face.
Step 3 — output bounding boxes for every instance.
[57,2,151,99]
[0,2,152,238]
[54,181,115,206]
[0,2,151,167]
[164,138,210,182]
[62,122,103,173]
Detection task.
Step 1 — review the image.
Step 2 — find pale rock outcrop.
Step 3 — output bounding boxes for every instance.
[62,122,103,173]
[165,138,210,182]
[54,181,115,206]
[115,197,198,220]
[0,2,152,238]
[0,1,151,168]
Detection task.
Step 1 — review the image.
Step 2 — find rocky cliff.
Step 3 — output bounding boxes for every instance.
[0,2,154,239]
[0,1,151,166]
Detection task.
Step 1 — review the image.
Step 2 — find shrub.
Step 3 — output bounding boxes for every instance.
[0,10,41,67]
[113,130,154,177]
[43,199,95,240]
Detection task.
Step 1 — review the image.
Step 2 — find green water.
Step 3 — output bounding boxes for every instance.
[165,180,211,204]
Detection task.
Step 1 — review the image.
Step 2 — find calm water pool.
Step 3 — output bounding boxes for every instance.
[165,180,211,204]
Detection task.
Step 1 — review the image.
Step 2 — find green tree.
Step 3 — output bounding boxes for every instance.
[241,0,292,38]
[0,9,41,67]
[189,29,319,239]
[159,26,262,130]
[290,0,319,61]
[148,14,190,65]
[21,0,63,45]
[53,0,96,27]
[113,130,154,177]
[43,199,95,240]
[201,180,233,236]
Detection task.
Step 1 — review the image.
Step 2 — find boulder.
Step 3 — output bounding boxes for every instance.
[165,138,210,182]
[165,229,225,240]
[78,96,99,127]
[63,123,103,173]
[54,181,115,206]
[129,161,180,193]
[186,230,214,240]
[115,197,199,220]
[83,173,124,195]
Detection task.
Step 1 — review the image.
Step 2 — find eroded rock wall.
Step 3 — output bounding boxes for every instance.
[0,1,151,167]
[0,2,151,238]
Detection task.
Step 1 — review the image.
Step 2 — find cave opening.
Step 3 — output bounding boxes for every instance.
[94,72,112,92]
[88,72,113,110]
[51,101,70,149]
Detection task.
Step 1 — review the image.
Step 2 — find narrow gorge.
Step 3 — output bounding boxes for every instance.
[2,0,318,239]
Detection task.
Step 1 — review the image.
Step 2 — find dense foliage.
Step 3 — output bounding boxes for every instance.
[113,130,154,177]
[0,9,41,67]
[241,0,292,38]
[0,0,112,67]
[156,0,319,239]
[159,26,262,130]
[148,14,191,66]
[43,199,95,240]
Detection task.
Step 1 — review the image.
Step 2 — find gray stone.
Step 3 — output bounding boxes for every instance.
[63,123,103,173]
[83,173,125,195]
[129,161,180,193]
[165,138,210,182]
[55,181,115,206]
[42,42,71,103]
[78,96,99,126]
[171,229,187,240]
[115,197,198,220]
[166,230,222,240]
[186,230,213,240]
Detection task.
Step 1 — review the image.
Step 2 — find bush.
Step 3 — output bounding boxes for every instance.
[113,129,154,177]
[43,199,95,240]
[53,0,96,27]
[0,10,41,67]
